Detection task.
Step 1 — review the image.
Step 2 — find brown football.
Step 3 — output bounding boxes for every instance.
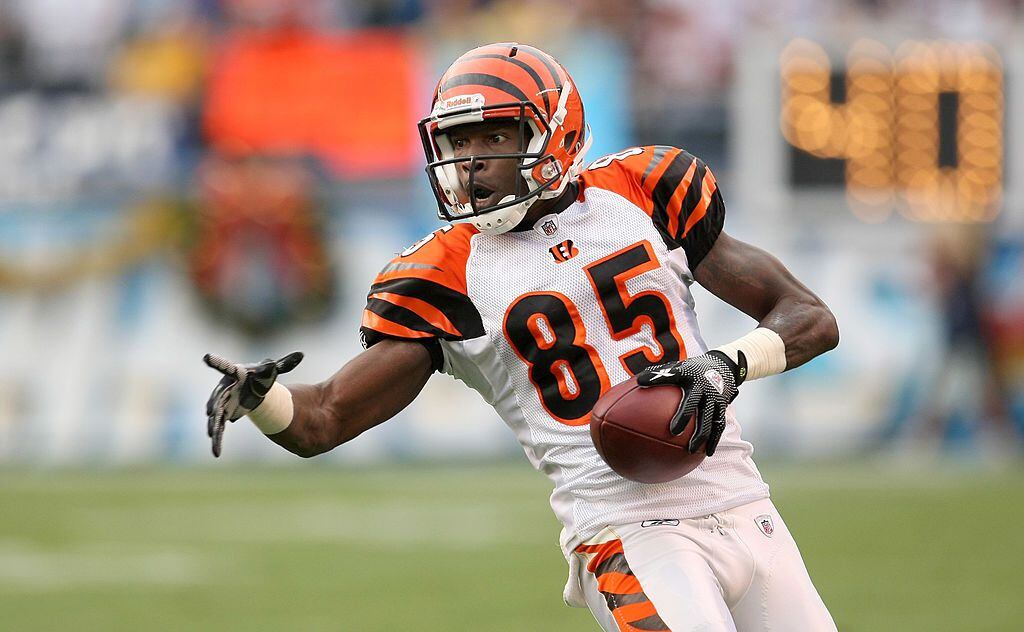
[590,376,704,484]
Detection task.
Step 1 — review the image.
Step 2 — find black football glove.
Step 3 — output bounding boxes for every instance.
[203,351,304,458]
[636,351,747,456]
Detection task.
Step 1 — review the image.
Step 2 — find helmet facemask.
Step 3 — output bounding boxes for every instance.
[419,101,565,234]
[420,43,592,234]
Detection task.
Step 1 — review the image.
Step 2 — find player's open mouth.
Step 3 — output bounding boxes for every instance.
[473,185,495,202]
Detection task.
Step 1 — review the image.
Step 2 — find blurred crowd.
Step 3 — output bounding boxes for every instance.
[2,0,1023,173]
[0,0,1021,461]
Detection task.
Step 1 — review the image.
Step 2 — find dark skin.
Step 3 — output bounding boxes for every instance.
[268,121,839,458]
[448,120,571,226]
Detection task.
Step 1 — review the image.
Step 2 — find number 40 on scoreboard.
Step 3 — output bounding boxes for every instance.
[780,39,1004,223]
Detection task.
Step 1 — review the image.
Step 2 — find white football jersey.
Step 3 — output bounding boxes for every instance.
[362,146,769,555]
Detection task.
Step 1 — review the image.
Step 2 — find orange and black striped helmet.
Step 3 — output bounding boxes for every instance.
[417,42,591,234]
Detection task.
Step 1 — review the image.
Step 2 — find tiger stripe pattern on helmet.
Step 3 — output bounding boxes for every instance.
[437,44,565,118]
[575,539,670,632]
[581,145,725,269]
[456,53,553,114]
[420,42,590,232]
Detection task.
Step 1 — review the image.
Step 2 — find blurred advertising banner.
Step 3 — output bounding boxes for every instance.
[0,94,181,202]
[203,31,424,178]
[0,203,516,465]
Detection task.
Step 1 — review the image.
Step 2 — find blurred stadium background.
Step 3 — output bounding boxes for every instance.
[0,0,1022,630]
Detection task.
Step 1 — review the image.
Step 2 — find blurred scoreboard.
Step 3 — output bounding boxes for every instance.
[782,39,1002,223]
[733,34,1022,227]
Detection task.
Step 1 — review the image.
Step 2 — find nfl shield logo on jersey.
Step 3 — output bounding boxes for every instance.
[541,218,558,236]
[755,514,775,537]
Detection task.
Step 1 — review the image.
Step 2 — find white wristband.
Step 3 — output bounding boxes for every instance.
[247,382,294,435]
[714,327,787,381]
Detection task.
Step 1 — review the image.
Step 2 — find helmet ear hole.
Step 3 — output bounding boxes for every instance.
[563,130,577,149]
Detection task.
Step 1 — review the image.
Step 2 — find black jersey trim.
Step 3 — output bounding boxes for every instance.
[679,188,725,269]
[365,298,451,337]
[368,277,485,340]
[359,330,444,373]
[645,149,724,268]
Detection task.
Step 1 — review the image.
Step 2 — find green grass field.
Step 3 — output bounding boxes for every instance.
[2,461,1022,631]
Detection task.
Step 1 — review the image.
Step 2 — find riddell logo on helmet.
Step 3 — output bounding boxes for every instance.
[437,94,485,113]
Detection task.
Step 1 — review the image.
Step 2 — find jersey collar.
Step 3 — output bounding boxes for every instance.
[511,182,578,236]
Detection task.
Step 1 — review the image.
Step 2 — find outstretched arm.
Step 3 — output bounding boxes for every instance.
[275,340,435,457]
[204,339,435,458]
[693,231,839,369]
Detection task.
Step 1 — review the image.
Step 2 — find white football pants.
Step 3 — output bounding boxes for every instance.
[565,498,836,631]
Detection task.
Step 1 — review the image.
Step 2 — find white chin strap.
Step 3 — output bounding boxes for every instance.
[437,80,593,235]
[453,126,594,235]
[455,195,532,234]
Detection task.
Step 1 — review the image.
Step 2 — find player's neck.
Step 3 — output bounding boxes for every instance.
[511,182,579,232]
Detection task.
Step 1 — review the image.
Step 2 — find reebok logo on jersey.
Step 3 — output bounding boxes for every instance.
[641,519,680,528]
[549,240,579,263]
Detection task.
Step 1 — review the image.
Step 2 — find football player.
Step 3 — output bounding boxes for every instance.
[205,43,839,631]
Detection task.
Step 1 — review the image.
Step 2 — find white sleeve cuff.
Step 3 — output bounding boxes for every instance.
[247,382,294,435]
[714,327,787,381]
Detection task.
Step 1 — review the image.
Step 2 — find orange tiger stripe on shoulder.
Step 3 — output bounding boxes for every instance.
[682,166,718,238]
[639,147,684,200]
[580,146,698,220]
[367,291,462,337]
[663,156,699,238]
[582,144,724,272]
[360,310,437,340]
[361,223,485,345]
[374,223,478,295]
[579,147,656,214]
